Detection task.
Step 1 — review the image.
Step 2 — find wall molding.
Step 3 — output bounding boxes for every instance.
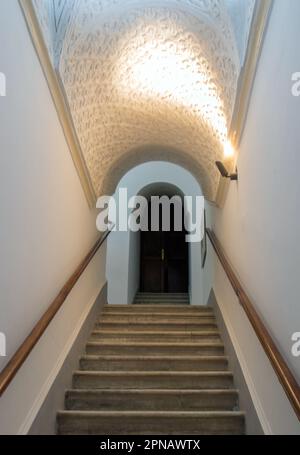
[19,0,96,208]
[215,0,274,208]
[230,0,274,149]
[18,284,105,435]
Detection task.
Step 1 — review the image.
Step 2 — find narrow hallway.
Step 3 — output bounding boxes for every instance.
[0,0,299,439]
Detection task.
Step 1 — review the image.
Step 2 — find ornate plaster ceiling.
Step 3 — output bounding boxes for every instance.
[33,0,256,201]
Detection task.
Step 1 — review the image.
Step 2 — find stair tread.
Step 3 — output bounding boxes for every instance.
[100,311,215,320]
[80,354,228,360]
[87,341,223,346]
[102,305,210,316]
[134,300,189,302]
[96,314,216,325]
[104,308,205,312]
[74,371,232,376]
[66,388,238,394]
[58,410,244,417]
[58,411,244,434]
[97,321,217,326]
[100,318,216,323]
[135,298,189,299]
[91,330,220,335]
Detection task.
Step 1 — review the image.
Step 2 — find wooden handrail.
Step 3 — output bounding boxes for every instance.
[0,228,113,396]
[206,228,300,420]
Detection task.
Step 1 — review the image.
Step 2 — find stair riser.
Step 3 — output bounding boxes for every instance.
[57,414,245,435]
[134,300,189,302]
[133,301,190,305]
[89,333,221,342]
[104,306,203,313]
[65,391,238,412]
[73,374,233,390]
[103,311,212,317]
[101,315,216,323]
[96,322,218,331]
[80,357,228,371]
[86,344,224,356]
[135,298,189,300]
[135,294,188,298]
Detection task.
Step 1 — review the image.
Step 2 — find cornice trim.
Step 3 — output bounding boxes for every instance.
[229,0,274,148]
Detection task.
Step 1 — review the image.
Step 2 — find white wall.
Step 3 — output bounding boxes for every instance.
[0,0,105,434]
[208,0,300,434]
[127,229,141,304]
[202,201,215,306]
[106,162,204,305]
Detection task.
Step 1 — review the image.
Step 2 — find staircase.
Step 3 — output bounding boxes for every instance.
[57,293,245,434]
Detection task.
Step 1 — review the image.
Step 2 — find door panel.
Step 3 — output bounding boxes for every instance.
[165,230,188,292]
[141,258,163,292]
[140,204,188,293]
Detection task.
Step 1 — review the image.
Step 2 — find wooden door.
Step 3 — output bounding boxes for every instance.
[140,204,188,292]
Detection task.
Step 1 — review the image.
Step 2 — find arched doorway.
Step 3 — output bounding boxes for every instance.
[139,186,189,293]
[106,161,204,306]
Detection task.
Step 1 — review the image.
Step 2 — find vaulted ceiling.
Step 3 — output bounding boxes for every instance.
[33,0,256,201]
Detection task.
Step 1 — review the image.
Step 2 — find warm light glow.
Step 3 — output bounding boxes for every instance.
[223,140,235,159]
[115,37,228,142]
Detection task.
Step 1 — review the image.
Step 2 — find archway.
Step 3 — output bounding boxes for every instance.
[106,161,204,306]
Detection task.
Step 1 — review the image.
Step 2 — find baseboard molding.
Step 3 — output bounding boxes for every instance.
[23,283,107,435]
[209,290,271,435]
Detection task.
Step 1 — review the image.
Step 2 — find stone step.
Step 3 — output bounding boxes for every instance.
[134,300,190,305]
[100,313,216,323]
[96,321,218,331]
[79,355,228,371]
[135,292,189,300]
[65,389,239,411]
[89,330,221,342]
[104,304,207,313]
[72,371,233,390]
[86,341,224,356]
[57,410,245,435]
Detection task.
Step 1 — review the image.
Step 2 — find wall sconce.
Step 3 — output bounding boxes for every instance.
[215,161,238,181]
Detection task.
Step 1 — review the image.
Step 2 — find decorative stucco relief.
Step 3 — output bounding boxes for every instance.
[32,0,252,200]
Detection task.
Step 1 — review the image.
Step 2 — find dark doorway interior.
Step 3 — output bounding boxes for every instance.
[140,200,189,293]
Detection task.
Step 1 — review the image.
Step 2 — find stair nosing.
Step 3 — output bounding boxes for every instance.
[80,354,228,360]
[73,370,233,377]
[90,330,220,335]
[98,320,216,323]
[86,341,224,347]
[66,388,239,395]
[58,410,245,417]
[102,311,213,315]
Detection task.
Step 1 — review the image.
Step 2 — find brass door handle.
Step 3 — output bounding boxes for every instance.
[161,248,165,261]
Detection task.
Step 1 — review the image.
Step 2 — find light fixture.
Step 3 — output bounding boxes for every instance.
[223,140,235,159]
[215,161,238,181]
